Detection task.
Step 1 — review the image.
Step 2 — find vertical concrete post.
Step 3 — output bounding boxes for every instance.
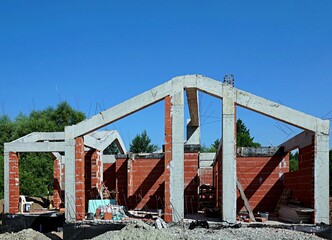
[170,85,185,222]
[222,85,237,223]
[314,133,330,223]
[65,126,76,222]
[4,150,10,213]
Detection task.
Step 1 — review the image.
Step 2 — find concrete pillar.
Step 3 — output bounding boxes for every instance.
[170,87,185,222]
[65,126,76,222]
[53,158,62,209]
[75,137,85,220]
[164,96,172,222]
[314,133,330,223]
[4,151,9,213]
[5,151,20,213]
[222,86,237,223]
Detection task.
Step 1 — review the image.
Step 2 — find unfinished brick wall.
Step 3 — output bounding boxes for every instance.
[214,148,289,214]
[199,167,214,186]
[184,152,199,214]
[53,158,61,208]
[164,95,172,222]
[8,152,19,213]
[237,155,288,213]
[284,143,315,208]
[115,158,128,207]
[127,157,164,210]
[75,137,85,220]
[103,162,116,192]
[85,149,102,204]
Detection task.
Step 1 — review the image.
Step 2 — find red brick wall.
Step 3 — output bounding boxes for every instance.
[75,137,85,220]
[214,148,289,214]
[85,149,102,203]
[9,152,19,213]
[237,155,288,212]
[199,167,213,186]
[53,158,61,208]
[284,144,314,208]
[127,158,164,210]
[115,158,128,207]
[103,162,116,192]
[164,95,172,222]
[184,152,199,214]
[103,153,200,217]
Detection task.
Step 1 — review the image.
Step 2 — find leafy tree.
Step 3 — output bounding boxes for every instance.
[0,101,85,198]
[200,119,260,153]
[129,130,158,153]
[289,151,299,172]
[236,119,261,147]
[103,142,120,155]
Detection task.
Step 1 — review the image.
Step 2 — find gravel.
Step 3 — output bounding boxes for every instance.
[91,221,325,240]
[0,228,50,240]
[0,221,326,240]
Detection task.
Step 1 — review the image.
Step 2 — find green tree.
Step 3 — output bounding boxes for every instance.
[236,119,261,147]
[103,142,120,155]
[289,151,299,172]
[200,119,260,153]
[129,130,158,153]
[0,101,85,198]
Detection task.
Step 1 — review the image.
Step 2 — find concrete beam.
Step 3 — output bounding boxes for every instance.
[280,130,315,152]
[84,130,126,153]
[10,132,64,143]
[235,89,329,134]
[185,88,199,126]
[71,80,174,137]
[314,133,330,223]
[4,142,65,152]
[185,88,200,144]
[222,85,237,223]
[170,84,185,222]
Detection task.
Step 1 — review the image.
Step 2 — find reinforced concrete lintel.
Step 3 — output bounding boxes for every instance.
[4,142,65,152]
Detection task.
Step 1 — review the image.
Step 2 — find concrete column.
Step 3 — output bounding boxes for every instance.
[314,133,330,223]
[65,126,76,222]
[170,87,185,222]
[4,151,9,213]
[222,86,237,223]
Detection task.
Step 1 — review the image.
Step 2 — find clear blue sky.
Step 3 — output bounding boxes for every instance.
[1,1,331,149]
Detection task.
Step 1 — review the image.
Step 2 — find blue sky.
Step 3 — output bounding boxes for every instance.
[0,1,331,149]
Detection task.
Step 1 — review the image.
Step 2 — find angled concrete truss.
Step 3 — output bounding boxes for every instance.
[63,75,329,223]
[4,130,126,213]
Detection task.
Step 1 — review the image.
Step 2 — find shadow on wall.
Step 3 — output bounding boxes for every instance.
[237,152,288,213]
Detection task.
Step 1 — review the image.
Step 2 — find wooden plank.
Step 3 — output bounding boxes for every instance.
[236,178,256,222]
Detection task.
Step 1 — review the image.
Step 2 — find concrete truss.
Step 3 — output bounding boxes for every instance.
[3,130,126,214]
[63,74,329,223]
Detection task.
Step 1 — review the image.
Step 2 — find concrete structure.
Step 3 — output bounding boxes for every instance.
[4,74,329,224]
[4,130,125,214]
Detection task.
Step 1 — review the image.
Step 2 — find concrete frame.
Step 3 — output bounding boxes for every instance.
[4,130,126,214]
[7,75,329,223]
